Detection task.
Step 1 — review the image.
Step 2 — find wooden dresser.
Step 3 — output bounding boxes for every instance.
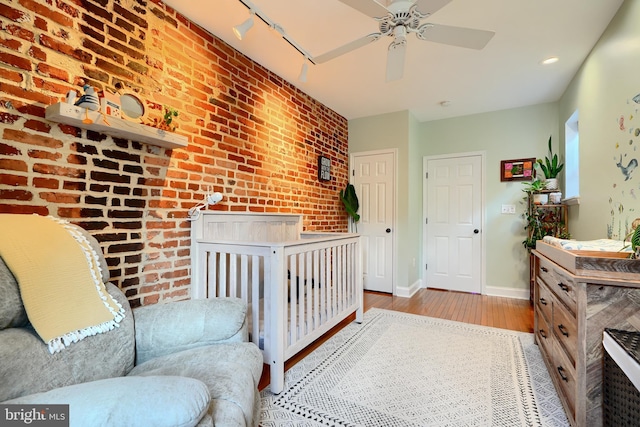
[532,242,640,427]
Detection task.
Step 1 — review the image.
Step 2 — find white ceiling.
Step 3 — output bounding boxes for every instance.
[162,0,623,122]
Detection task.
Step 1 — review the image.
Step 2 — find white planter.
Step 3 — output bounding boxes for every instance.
[549,192,562,204]
[533,193,549,205]
[545,178,558,190]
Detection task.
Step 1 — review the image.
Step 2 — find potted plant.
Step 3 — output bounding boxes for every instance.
[339,183,360,231]
[522,179,548,204]
[521,179,570,250]
[536,136,564,190]
[623,223,640,259]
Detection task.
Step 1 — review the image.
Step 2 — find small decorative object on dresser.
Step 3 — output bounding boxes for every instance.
[532,241,640,426]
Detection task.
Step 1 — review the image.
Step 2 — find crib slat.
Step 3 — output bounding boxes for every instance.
[320,247,326,323]
[289,253,297,346]
[229,254,237,298]
[207,250,217,298]
[219,253,227,298]
[298,253,305,339]
[305,250,312,334]
[313,249,319,329]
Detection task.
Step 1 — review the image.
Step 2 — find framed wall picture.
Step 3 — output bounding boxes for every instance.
[500,158,535,182]
[318,155,331,181]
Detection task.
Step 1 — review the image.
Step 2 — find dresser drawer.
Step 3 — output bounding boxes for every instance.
[537,279,553,325]
[537,256,556,287]
[553,338,577,424]
[553,299,578,367]
[551,267,577,314]
[538,257,577,314]
[535,305,553,359]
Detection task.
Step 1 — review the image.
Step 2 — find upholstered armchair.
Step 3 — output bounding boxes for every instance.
[0,216,263,427]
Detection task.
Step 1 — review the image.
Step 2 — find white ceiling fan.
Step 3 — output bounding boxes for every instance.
[313,0,495,82]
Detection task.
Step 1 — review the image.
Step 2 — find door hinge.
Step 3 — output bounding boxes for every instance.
[425,218,428,224]
[425,172,428,179]
[425,263,428,270]
[352,170,355,176]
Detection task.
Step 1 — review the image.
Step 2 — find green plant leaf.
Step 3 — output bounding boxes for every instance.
[632,225,640,251]
[536,135,564,179]
[340,184,360,223]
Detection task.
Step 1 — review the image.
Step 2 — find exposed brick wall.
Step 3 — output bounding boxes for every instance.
[0,0,349,307]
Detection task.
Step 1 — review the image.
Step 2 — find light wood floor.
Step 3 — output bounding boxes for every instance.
[258,288,534,390]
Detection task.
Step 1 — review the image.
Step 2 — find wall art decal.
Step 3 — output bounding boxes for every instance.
[608,91,640,239]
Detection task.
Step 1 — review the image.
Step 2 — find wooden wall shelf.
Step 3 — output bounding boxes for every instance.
[45,102,188,149]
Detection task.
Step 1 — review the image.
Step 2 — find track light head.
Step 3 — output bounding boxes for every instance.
[298,61,309,83]
[233,13,254,40]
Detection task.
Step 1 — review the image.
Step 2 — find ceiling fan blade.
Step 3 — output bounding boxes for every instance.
[417,23,495,50]
[414,0,452,16]
[386,40,406,82]
[313,33,382,64]
[339,0,390,18]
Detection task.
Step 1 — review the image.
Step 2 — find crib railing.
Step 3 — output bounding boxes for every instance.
[192,233,363,393]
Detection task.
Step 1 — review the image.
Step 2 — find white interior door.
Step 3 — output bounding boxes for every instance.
[352,151,395,293]
[424,153,483,293]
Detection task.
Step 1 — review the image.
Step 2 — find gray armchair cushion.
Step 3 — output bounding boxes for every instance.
[0,256,27,330]
[130,342,263,427]
[0,283,135,402]
[133,297,249,365]
[6,376,210,427]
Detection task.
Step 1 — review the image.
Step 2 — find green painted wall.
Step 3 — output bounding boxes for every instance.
[559,0,640,240]
[416,104,558,295]
[348,0,639,296]
[349,111,411,291]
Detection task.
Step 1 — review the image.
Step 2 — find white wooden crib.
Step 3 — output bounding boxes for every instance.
[190,212,363,393]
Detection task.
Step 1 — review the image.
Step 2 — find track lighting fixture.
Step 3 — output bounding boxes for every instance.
[298,60,309,83]
[233,12,254,40]
[233,0,315,82]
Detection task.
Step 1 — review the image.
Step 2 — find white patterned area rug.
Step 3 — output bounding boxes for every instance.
[259,308,569,426]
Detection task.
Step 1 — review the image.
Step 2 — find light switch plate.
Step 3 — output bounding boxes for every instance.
[501,204,516,214]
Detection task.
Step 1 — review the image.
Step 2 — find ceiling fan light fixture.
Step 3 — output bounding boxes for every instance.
[233,12,255,40]
[393,24,408,40]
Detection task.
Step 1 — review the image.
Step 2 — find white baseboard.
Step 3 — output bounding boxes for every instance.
[484,286,530,300]
[395,279,422,298]
[417,284,530,300]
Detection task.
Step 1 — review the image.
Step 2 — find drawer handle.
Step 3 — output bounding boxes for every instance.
[541,267,549,273]
[539,329,547,339]
[539,297,548,306]
[557,324,570,337]
[557,283,569,292]
[557,366,569,382]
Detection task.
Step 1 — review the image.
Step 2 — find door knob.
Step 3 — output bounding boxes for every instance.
[386,228,391,233]
[473,229,479,234]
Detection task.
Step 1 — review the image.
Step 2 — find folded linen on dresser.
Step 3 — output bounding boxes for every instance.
[0,214,124,353]
[542,235,632,252]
